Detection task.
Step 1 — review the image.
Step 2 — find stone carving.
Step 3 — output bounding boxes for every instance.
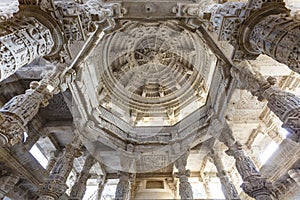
[175,152,193,200]
[177,174,193,200]
[0,17,54,81]
[0,64,67,146]
[70,154,95,199]
[231,61,300,142]
[210,149,240,200]
[219,125,273,200]
[95,21,211,126]
[115,172,132,200]
[204,0,300,73]
[38,137,81,200]
[0,174,19,199]
[0,0,119,81]
[288,169,300,185]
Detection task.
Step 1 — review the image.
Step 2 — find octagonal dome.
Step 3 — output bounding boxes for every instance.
[94,21,217,126]
[70,20,218,172]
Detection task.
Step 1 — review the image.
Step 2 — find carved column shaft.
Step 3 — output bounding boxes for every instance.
[96,178,107,200]
[174,152,193,200]
[219,125,273,200]
[0,174,19,199]
[38,142,81,200]
[210,150,240,200]
[0,0,117,81]
[115,172,131,200]
[249,13,300,74]
[69,154,95,200]
[0,17,54,81]
[0,64,67,146]
[231,61,300,142]
[205,1,300,74]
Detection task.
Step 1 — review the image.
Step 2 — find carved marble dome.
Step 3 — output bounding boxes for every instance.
[92,21,216,126]
[72,20,217,173]
[1,0,300,199]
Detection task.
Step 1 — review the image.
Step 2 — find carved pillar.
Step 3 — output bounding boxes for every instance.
[0,17,54,81]
[174,152,193,200]
[129,174,137,200]
[210,150,240,200]
[46,151,60,174]
[0,64,68,146]
[69,154,95,200]
[96,177,107,200]
[38,140,81,200]
[231,61,300,142]
[115,171,131,200]
[219,124,273,200]
[0,0,117,81]
[204,1,300,74]
[0,174,19,199]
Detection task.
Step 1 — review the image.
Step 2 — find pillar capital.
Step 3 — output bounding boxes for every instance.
[0,0,120,81]
[204,0,300,74]
[241,177,273,200]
